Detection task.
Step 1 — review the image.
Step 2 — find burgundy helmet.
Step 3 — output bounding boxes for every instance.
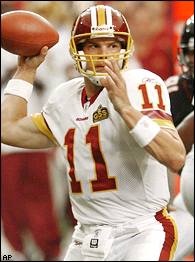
[69,5,134,84]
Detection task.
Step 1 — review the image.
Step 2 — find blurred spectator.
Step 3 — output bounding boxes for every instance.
[1,48,67,261]
[124,1,174,80]
[170,1,194,75]
[24,1,76,88]
[1,1,26,13]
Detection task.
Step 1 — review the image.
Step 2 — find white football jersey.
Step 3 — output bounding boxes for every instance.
[32,69,175,225]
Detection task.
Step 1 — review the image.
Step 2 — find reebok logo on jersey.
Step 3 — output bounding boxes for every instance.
[76,116,89,121]
[93,105,109,123]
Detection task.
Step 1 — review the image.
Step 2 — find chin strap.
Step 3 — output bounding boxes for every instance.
[87,74,107,86]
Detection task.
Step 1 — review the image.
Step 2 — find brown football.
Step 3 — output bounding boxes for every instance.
[1,10,59,56]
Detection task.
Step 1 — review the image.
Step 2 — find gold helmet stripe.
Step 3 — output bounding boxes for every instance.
[97,5,106,26]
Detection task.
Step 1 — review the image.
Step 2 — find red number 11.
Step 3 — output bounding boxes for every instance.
[139,84,165,110]
[64,126,117,194]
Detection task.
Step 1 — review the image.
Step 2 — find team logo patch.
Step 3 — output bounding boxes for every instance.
[93,105,109,123]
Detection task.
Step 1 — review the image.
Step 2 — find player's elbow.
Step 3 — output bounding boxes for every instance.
[1,121,16,146]
[1,122,11,145]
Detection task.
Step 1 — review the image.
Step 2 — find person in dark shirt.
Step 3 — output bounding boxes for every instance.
[166,15,194,261]
[166,15,194,127]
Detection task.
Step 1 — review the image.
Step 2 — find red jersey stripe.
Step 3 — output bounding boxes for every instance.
[155,208,178,261]
[141,110,173,121]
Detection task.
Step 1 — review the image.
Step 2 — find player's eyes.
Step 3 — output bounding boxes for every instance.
[89,44,98,49]
[85,42,121,50]
[110,43,120,49]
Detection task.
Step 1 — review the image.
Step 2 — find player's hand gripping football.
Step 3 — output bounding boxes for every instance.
[100,60,131,113]
[18,46,48,71]
[14,46,48,84]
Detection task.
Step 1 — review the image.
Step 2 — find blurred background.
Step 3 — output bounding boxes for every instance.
[1,1,194,261]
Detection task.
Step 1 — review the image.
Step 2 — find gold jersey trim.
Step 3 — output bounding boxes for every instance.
[31,113,57,145]
[162,208,178,260]
[153,119,175,129]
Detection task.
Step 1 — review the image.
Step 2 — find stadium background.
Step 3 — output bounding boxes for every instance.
[1,1,194,261]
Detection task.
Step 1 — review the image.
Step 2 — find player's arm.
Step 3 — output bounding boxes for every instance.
[101,60,186,173]
[177,110,194,154]
[120,106,185,173]
[1,46,55,149]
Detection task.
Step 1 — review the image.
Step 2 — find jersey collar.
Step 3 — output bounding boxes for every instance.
[81,87,103,108]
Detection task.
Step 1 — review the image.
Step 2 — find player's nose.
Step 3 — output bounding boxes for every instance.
[97,46,109,60]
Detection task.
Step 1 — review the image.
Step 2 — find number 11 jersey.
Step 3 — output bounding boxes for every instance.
[32,68,175,225]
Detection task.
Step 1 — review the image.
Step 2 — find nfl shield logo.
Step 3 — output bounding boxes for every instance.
[90,238,99,248]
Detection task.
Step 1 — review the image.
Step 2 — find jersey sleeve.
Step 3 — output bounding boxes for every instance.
[31,113,58,145]
[125,69,175,130]
[142,79,175,129]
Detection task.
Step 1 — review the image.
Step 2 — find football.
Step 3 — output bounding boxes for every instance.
[1,10,59,56]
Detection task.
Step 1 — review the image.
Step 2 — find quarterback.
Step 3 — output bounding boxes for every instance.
[1,5,186,261]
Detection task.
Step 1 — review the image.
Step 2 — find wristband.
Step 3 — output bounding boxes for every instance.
[129,115,161,147]
[4,79,33,102]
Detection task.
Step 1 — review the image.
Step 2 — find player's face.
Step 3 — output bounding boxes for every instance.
[82,38,122,72]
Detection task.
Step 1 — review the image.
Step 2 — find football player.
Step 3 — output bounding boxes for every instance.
[1,5,186,261]
[166,15,194,127]
[166,15,194,261]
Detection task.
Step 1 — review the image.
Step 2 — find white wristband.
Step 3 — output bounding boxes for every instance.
[129,116,161,147]
[4,79,33,102]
